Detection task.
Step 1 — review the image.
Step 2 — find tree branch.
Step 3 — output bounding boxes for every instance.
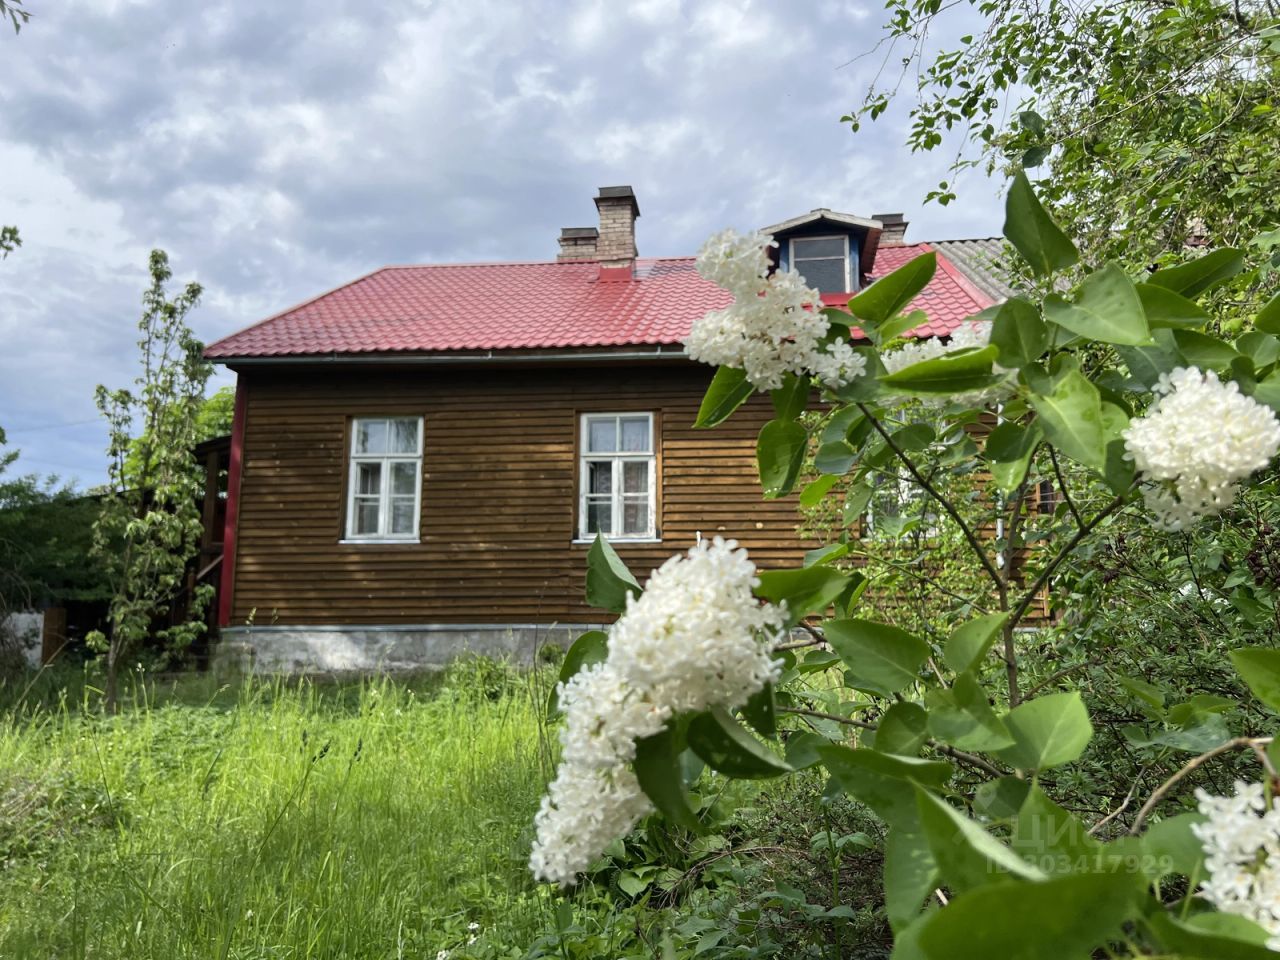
[1130,736,1275,835]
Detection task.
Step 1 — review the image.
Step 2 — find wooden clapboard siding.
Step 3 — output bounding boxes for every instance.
[227,362,814,625]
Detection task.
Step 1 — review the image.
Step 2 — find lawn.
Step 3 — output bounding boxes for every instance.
[0,661,565,959]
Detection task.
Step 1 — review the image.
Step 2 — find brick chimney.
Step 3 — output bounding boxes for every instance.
[873,212,908,247]
[557,226,598,261]
[594,185,640,274]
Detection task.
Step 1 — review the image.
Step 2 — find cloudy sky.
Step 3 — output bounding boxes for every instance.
[0,0,1001,486]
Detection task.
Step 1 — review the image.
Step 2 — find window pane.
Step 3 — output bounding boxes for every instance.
[391,461,417,496]
[354,499,380,535]
[390,498,416,534]
[390,418,419,454]
[622,460,648,493]
[355,420,387,454]
[793,237,845,258]
[588,418,617,453]
[622,498,649,535]
[620,417,650,452]
[586,499,611,535]
[794,257,847,292]
[356,462,382,495]
[588,461,613,495]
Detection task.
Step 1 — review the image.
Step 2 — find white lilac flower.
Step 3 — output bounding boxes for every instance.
[529,537,786,886]
[1122,367,1280,530]
[685,228,867,391]
[606,537,786,714]
[1192,780,1280,948]
[528,761,654,887]
[879,320,1010,407]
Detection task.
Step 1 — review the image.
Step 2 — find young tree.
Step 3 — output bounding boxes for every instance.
[89,250,213,712]
[850,0,1280,282]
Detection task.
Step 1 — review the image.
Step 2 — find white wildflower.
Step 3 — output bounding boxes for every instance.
[686,229,867,391]
[1123,367,1280,530]
[1192,780,1280,948]
[879,320,1010,407]
[530,537,786,886]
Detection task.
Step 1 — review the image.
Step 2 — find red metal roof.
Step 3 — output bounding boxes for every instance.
[204,242,994,360]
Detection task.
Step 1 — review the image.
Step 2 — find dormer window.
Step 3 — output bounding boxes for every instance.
[790,235,850,293]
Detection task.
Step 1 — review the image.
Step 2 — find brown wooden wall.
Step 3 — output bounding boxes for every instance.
[226,362,815,625]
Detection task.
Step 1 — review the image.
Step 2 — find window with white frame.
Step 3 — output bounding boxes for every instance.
[790,235,850,292]
[345,416,423,540]
[579,413,656,540]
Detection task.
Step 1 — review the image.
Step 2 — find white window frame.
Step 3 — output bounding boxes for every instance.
[578,412,657,542]
[344,416,424,543]
[790,234,851,292]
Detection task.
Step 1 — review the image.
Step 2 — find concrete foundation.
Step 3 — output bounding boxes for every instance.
[213,622,603,676]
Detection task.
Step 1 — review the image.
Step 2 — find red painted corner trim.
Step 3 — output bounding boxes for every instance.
[217,379,247,628]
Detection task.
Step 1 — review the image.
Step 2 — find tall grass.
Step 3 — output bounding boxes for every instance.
[0,661,563,959]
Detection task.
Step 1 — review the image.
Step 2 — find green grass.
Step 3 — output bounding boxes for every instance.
[0,660,565,959]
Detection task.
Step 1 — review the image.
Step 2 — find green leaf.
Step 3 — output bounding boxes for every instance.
[757,418,808,497]
[799,474,839,507]
[1010,786,1100,873]
[883,826,938,933]
[926,672,1015,752]
[1002,170,1080,278]
[1042,263,1151,345]
[945,612,1011,673]
[1148,248,1245,298]
[824,618,930,697]
[1136,283,1211,329]
[996,691,1094,771]
[1171,329,1241,370]
[585,534,641,613]
[687,706,792,779]
[741,683,776,739]
[1147,909,1277,959]
[848,252,938,329]
[546,629,608,717]
[878,309,931,343]
[878,345,1005,395]
[986,420,1042,492]
[755,566,850,627]
[1143,811,1207,879]
[1028,368,1109,471]
[694,365,754,428]
[814,440,856,476]
[1236,332,1280,368]
[1229,648,1280,713]
[770,373,808,420]
[914,873,1139,960]
[917,787,1046,892]
[817,744,952,826]
[973,776,1031,820]
[633,726,704,833]
[1256,291,1280,334]
[874,701,929,756]
[989,298,1049,368]
[1252,375,1280,414]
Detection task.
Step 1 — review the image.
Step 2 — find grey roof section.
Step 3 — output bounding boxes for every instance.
[931,238,1019,303]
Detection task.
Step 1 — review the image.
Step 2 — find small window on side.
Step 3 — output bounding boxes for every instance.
[346,416,423,541]
[579,413,656,540]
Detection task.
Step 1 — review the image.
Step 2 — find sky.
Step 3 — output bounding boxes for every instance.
[0,0,1002,487]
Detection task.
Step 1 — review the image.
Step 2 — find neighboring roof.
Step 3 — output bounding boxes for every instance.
[930,238,1019,303]
[204,243,996,361]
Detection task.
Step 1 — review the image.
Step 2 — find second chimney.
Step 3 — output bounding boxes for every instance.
[558,227,599,261]
[594,185,640,272]
[872,212,908,247]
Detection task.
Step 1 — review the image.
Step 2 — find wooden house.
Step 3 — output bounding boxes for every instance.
[203,186,1002,673]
